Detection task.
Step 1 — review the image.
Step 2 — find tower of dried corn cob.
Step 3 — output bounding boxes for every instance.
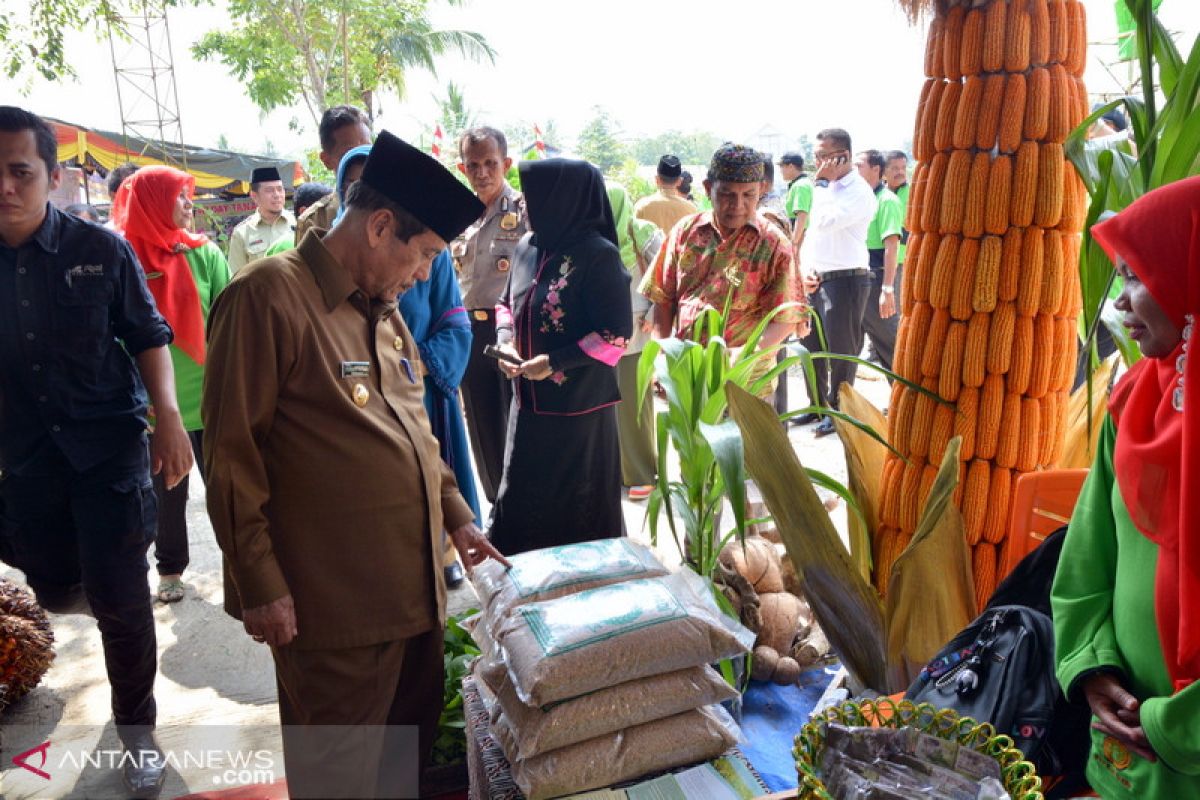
[876,0,1088,609]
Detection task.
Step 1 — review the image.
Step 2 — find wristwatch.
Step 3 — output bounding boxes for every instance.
[881,285,895,294]
[814,178,830,188]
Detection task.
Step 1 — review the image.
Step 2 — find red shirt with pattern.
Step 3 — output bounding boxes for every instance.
[646,211,803,346]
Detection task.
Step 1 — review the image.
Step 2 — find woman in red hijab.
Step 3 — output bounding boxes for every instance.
[1052,175,1200,798]
[117,166,230,603]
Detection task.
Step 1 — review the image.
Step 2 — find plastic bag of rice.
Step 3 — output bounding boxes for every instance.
[472,538,667,627]
[492,703,738,800]
[494,569,755,706]
[479,660,737,759]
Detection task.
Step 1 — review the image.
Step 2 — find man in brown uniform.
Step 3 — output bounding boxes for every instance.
[203,131,507,799]
[452,126,527,502]
[294,105,372,241]
[634,154,697,234]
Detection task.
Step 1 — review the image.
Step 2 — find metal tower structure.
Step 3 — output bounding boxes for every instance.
[107,1,187,169]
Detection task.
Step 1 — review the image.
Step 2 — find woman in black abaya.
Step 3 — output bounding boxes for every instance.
[488,159,633,555]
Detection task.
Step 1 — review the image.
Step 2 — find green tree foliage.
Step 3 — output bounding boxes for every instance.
[192,0,495,128]
[632,130,722,167]
[0,0,191,86]
[576,107,628,175]
[434,80,475,144]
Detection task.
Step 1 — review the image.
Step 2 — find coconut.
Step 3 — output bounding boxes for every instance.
[719,537,784,593]
[771,656,802,685]
[0,580,55,714]
[751,646,779,682]
[757,591,806,653]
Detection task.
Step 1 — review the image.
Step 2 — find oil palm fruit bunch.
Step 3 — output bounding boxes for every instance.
[877,0,1089,609]
[0,579,54,713]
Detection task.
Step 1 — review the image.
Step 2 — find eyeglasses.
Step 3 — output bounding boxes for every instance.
[815,149,849,160]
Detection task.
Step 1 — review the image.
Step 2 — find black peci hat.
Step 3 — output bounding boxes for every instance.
[250,166,281,184]
[657,155,683,179]
[359,130,485,242]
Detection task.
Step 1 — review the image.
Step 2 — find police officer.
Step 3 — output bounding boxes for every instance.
[226,166,296,272]
[453,126,528,503]
[0,106,193,796]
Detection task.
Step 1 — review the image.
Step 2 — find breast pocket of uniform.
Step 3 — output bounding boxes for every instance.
[55,280,115,347]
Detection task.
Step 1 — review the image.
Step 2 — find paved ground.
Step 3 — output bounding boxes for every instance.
[0,367,890,798]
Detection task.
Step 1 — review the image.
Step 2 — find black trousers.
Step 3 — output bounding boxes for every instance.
[0,436,158,729]
[152,429,205,576]
[861,266,902,373]
[460,311,513,503]
[811,272,873,410]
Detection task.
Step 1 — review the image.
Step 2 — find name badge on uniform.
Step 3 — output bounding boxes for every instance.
[497,257,511,272]
[473,310,490,322]
[500,212,519,231]
[340,361,370,378]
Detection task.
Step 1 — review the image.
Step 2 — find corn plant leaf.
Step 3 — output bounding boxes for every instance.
[699,419,747,538]
[832,383,889,582]
[885,436,975,691]
[726,383,888,692]
[1061,356,1117,469]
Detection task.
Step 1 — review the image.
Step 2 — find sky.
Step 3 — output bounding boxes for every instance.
[2,0,1199,166]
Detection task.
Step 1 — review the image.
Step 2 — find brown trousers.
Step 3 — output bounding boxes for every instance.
[273,627,444,799]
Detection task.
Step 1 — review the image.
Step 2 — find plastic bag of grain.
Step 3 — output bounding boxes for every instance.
[494,569,755,706]
[478,660,737,759]
[472,538,667,626]
[492,703,738,800]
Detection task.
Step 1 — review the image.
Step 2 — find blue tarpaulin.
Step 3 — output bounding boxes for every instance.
[738,666,839,792]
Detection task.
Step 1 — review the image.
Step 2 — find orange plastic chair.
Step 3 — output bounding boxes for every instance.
[1000,469,1089,579]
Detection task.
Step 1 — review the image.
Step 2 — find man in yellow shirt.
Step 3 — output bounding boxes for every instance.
[634,155,697,234]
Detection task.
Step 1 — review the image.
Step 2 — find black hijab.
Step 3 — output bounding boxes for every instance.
[518,159,619,253]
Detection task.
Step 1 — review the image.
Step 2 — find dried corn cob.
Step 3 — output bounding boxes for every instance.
[1025,67,1051,142]
[1065,0,1087,76]
[987,302,1017,375]
[921,153,950,234]
[977,373,1006,460]
[914,80,942,163]
[982,0,1008,73]
[973,542,998,611]
[963,459,991,546]
[1041,230,1065,314]
[1017,227,1046,316]
[963,312,991,388]
[1011,141,1040,228]
[943,5,967,81]
[961,8,986,77]
[995,391,1024,469]
[1018,397,1042,471]
[940,150,973,235]
[985,155,1013,235]
[899,458,925,533]
[925,14,945,78]
[1005,0,1032,73]
[1047,63,1074,142]
[1035,143,1065,228]
[962,151,991,240]
[955,77,986,151]
[1009,315,1035,395]
[951,237,981,321]
[956,385,981,462]
[929,402,956,468]
[935,80,964,154]
[1029,313,1058,399]
[972,236,1002,314]
[998,227,1024,301]
[999,74,1028,154]
[976,74,1007,151]
[1030,0,1051,67]
[922,308,954,377]
[1048,0,1069,65]
[940,321,968,401]
[1039,389,1061,466]
[983,466,1013,544]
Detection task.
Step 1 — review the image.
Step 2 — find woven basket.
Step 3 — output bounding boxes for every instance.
[794,698,1044,799]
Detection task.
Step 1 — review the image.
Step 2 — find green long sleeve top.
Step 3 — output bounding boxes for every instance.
[1052,416,1200,797]
[171,241,230,431]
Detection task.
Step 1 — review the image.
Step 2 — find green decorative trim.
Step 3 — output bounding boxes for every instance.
[793,697,1044,800]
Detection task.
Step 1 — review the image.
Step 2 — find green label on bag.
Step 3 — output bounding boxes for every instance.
[519,579,687,656]
[506,538,651,598]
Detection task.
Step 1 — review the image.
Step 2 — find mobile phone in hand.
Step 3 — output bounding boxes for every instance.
[483,344,524,366]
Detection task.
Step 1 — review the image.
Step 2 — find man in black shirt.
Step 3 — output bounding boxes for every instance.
[0,106,192,797]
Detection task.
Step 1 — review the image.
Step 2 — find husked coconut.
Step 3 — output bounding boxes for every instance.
[718,537,784,593]
[772,656,802,685]
[750,646,779,682]
[757,592,806,653]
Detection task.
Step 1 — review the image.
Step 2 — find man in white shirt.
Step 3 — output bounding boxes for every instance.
[798,128,877,437]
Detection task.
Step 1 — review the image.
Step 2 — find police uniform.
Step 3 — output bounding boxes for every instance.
[226,208,296,273]
[452,182,528,502]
